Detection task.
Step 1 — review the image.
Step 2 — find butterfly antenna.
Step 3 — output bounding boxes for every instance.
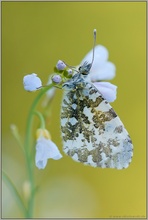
[90,29,97,68]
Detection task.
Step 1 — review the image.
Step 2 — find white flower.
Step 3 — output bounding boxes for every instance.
[80,45,116,81]
[93,82,117,103]
[79,45,117,102]
[23,73,42,91]
[35,129,62,169]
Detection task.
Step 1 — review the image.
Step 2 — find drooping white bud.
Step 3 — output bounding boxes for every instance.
[23,73,42,92]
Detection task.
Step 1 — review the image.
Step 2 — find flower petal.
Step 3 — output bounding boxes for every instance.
[23,73,42,91]
[35,137,62,169]
[79,45,116,81]
[80,45,109,65]
[93,82,117,102]
[35,141,48,169]
[47,140,63,160]
[90,61,116,81]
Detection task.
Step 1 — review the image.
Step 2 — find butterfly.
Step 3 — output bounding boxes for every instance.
[60,30,133,169]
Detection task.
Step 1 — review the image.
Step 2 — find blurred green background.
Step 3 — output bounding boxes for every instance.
[2,1,146,218]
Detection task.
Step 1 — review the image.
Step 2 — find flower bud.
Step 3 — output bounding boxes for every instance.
[56,60,66,70]
[67,69,73,75]
[52,75,62,84]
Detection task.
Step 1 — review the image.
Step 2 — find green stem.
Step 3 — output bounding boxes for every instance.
[24,84,54,217]
[33,111,46,129]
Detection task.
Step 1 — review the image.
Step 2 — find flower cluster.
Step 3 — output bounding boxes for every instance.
[23,44,117,170]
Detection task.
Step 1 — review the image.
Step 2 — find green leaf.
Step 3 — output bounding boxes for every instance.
[2,171,27,216]
[10,124,25,153]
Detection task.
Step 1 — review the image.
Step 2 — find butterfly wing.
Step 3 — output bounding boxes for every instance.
[61,82,133,169]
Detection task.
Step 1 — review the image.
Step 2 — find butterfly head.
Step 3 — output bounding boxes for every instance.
[78,61,92,76]
[61,29,96,90]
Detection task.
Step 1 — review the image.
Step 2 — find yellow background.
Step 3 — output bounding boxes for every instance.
[2,1,146,218]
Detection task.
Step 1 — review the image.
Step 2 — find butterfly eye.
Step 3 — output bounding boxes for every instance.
[79,66,87,75]
[78,66,82,71]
